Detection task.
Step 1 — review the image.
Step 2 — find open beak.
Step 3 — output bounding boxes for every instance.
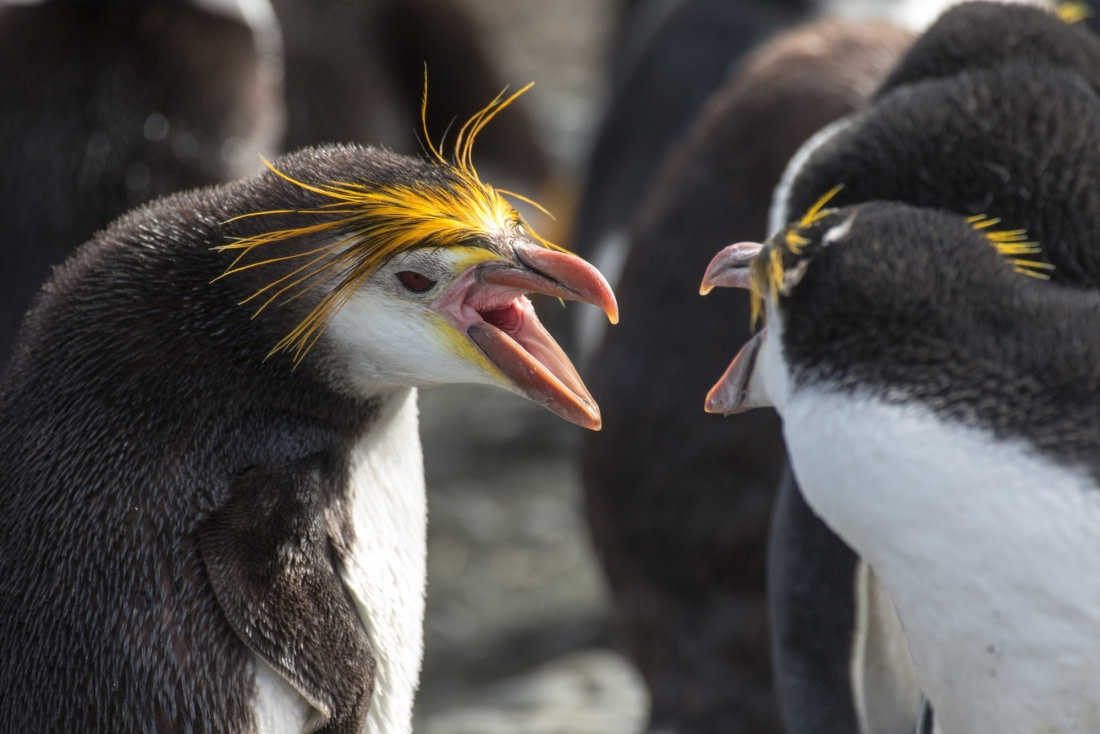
[704,329,768,414]
[700,241,769,415]
[440,241,617,430]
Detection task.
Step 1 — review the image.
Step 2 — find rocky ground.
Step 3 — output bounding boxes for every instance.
[414,387,644,733]
[411,1,650,732]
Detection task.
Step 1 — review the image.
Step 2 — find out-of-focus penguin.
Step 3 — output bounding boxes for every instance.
[578,15,913,732]
[0,0,285,363]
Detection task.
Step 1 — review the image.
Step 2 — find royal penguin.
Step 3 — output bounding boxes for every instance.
[729,2,1100,730]
[577,17,912,733]
[0,96,617,732]
[701,198,1100,733]
[0,0,284,364]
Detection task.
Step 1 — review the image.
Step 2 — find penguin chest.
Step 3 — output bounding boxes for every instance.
[782,388,1100,734]
[338,388,427,734]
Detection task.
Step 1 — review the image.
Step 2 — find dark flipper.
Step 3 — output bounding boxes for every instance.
[915,700,935,734]
[768,467,861,732]
[200,463,375,734]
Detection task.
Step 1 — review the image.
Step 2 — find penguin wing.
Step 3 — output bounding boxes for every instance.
[200,464,375,732]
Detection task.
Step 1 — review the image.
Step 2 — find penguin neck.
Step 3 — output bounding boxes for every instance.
[783,386,1100,733]
[338,386,427,734]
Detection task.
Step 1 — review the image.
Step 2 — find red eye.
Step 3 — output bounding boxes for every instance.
[397,271,437,293]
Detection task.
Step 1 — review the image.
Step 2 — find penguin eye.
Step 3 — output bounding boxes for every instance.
[397,270,437,293]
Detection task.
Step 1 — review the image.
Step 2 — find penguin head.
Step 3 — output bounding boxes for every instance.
[699,195,1052,415]
[875,0,1100,98]
[213,92,617,430]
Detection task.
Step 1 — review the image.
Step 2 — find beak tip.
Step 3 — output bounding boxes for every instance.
[704,390,724,415]
[579,403,603,431]
[597,285,619,325]
[699,282,714,296]
[561,405,602,431]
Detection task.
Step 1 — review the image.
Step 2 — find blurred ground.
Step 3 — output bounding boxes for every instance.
[454,0,623,172]
[412,1,649,732]
[415,388,644,733]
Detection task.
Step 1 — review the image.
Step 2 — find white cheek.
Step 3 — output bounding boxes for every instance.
[327,289,502,395]
[756,305,793,411]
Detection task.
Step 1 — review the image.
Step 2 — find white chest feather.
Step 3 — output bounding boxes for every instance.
[340,388,427,734]
[783,388,1100,734]
[251,388,427,734]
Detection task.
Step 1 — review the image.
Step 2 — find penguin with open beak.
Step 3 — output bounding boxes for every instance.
[0,92,616,733]
[702,198,1100,733]
[707,2,1100,730]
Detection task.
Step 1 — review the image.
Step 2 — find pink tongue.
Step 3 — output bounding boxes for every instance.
[480,304,523,334]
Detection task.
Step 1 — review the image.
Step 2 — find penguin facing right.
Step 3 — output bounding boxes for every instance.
[0,129,616,730]
[700,199,1100,733]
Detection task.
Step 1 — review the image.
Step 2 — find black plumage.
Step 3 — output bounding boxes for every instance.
[761,3,1100,730]
[0,148,386,732]
[769,203,1100,456]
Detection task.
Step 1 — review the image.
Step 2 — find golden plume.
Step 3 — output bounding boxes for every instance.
[215,72,560,364]
[746,185,844,327]
[966,214,1054,279]
[1057,2,1093,24]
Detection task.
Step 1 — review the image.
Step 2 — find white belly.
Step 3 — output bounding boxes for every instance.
[250,387,427,734]
[252,656,315,734]
[783,387,1100,733]
[339,387,427,734]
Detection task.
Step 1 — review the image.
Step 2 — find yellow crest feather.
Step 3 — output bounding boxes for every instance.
[1057,1,1093,24]
[799,184,844,228]
[216,78,561,364]
[966,214,1054,279]
[746,185,844,327]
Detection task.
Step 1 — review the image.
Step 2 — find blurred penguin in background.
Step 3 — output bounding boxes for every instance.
[571,0,815,361]
[575,1,913,730]
[269,0,552,211]
[0,0,285,364]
